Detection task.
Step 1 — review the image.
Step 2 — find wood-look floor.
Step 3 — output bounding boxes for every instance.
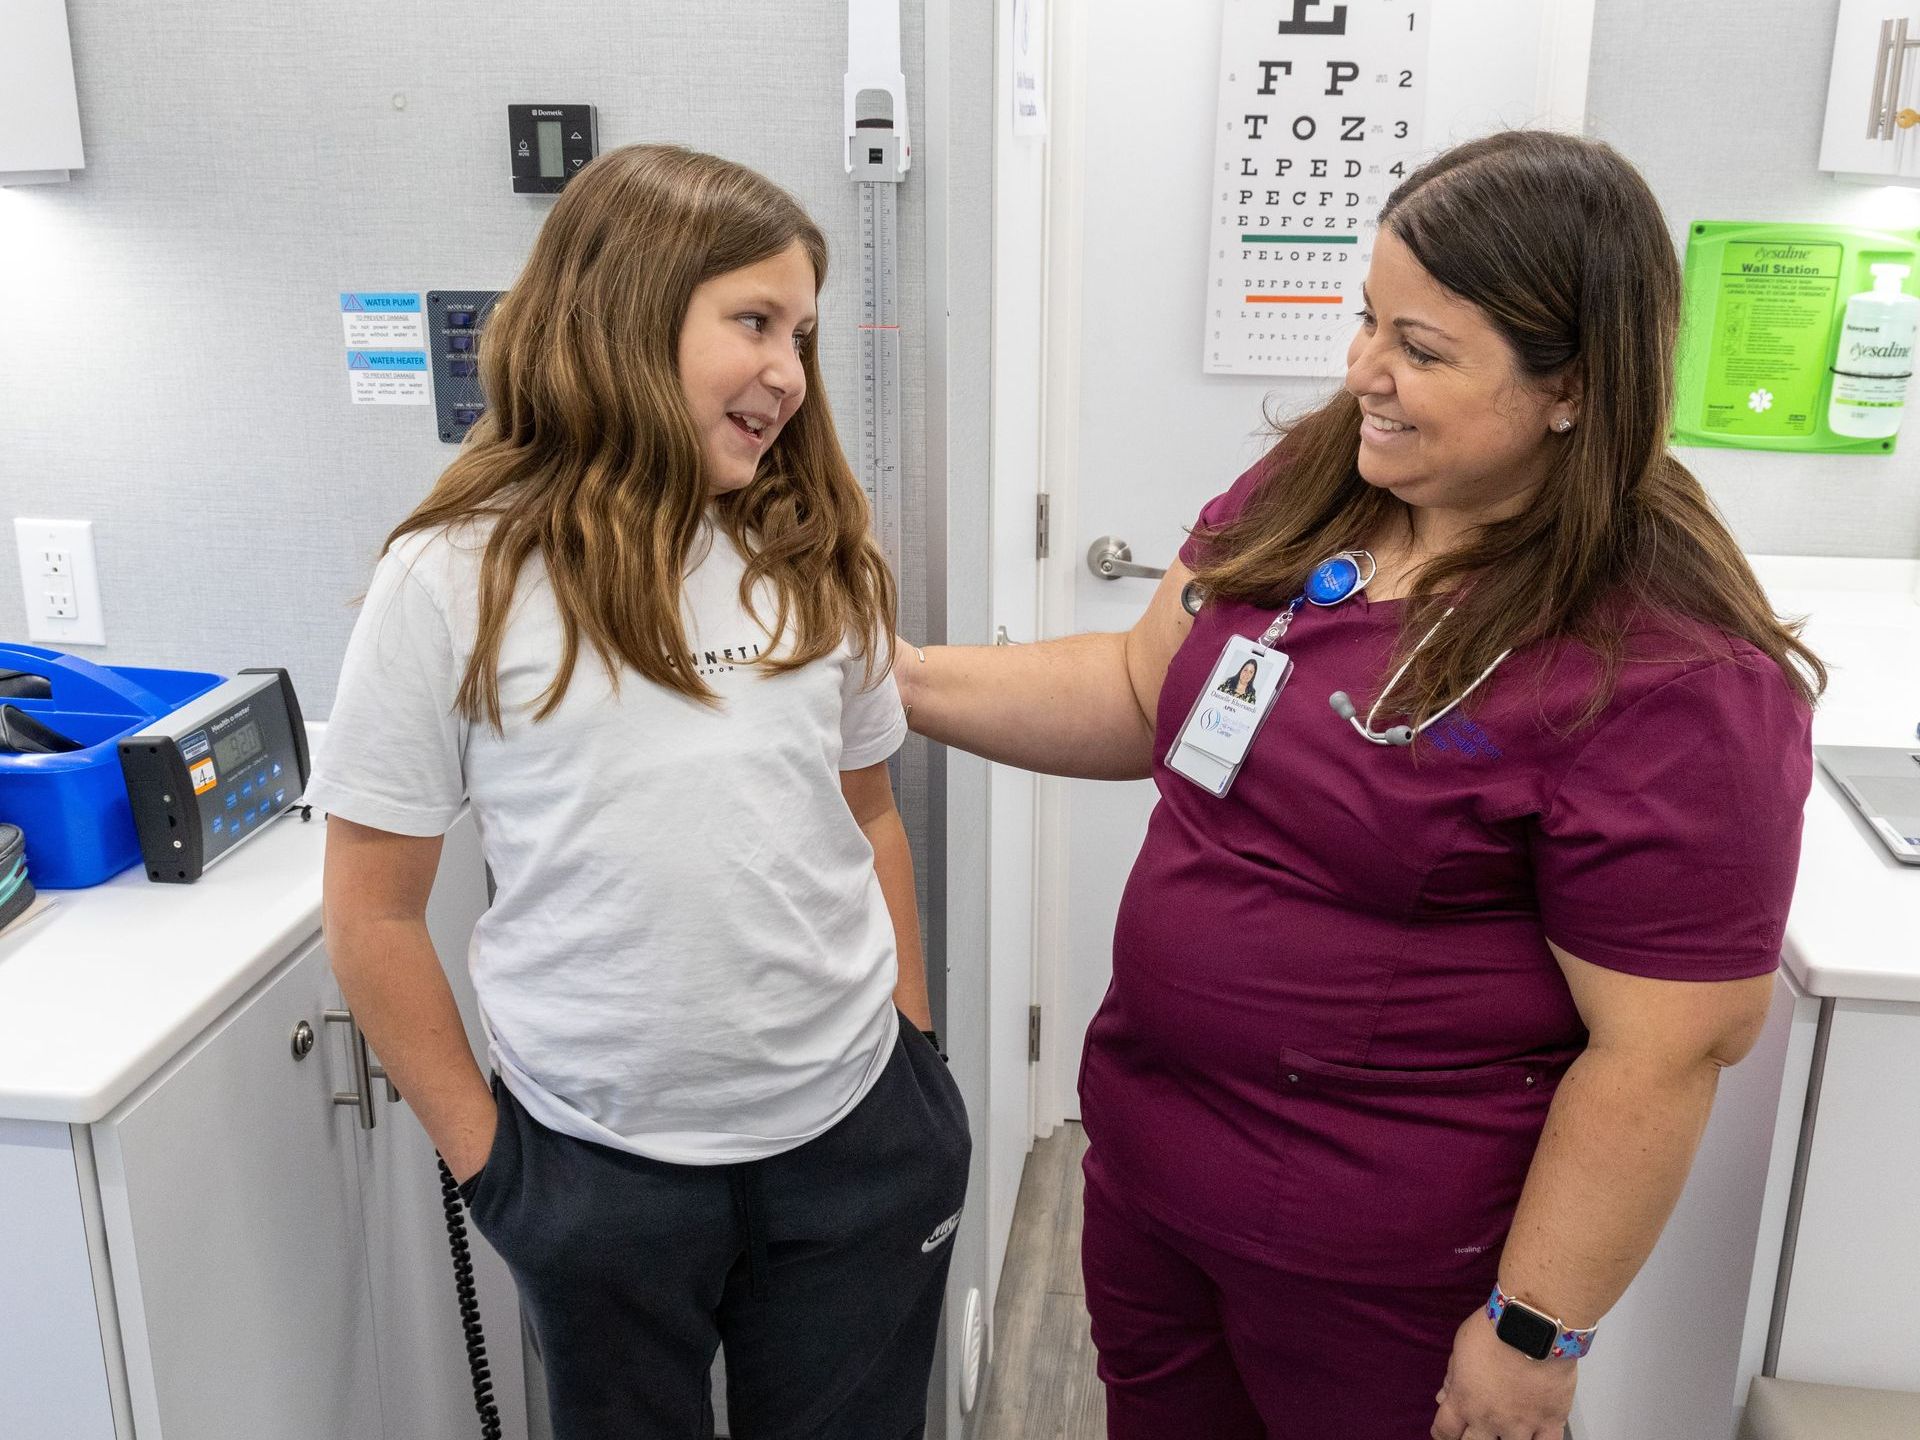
[976,1123,1107,1440]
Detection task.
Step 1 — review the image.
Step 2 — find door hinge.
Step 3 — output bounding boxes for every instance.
[1035,493,1051,561]
[1028,1005,1042,1063]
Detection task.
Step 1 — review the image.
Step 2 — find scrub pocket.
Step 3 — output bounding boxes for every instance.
[1265,1047,1566,1286]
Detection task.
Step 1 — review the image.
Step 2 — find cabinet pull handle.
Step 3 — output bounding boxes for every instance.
[1868,19,1920,140]
[367,1058,402,1104]
[323,1008,379,1130]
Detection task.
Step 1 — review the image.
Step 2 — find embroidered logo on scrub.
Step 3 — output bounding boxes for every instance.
[921,1208,963,1253]
[1424,714,1503,760]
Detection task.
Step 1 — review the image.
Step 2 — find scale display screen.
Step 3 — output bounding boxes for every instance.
[213,720,263,775]
[118,668,310,885]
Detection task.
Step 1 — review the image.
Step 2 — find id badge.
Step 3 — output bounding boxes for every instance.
[1165,635,1292,797]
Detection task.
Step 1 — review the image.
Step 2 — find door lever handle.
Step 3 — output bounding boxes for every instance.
[1087,536,1167,582]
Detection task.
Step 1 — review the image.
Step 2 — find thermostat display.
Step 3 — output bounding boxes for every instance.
[508,104,596,194]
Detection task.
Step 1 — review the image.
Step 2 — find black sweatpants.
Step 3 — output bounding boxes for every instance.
[460,1013,972,1440]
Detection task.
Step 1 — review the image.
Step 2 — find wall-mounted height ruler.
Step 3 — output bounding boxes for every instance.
[858,175,903,575]
[846,0,910,579]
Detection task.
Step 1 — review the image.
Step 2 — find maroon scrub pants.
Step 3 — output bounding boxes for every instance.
[1081,1147,1486,1439]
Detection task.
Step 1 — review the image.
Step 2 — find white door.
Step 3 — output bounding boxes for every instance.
[92,939,384,1440]
[984,0,1048,1329]
[1045,0,1594,1119]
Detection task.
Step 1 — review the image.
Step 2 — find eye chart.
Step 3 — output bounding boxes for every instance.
[1204,0,1430,376]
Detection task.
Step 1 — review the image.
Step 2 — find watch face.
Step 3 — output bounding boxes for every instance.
[1495,1302,1559,1361]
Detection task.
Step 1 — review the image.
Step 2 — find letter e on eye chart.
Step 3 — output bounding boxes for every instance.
[1204,0,1431,377]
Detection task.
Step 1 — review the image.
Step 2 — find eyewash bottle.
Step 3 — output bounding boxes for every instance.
[1829,262,1919,440]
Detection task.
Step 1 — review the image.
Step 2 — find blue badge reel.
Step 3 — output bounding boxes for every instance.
[1305,554,1364,606]
[1164,551,1374,796]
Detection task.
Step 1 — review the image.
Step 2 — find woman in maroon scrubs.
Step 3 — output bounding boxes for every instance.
[899,131,1822,1438]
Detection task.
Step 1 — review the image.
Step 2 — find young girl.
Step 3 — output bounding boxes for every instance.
[307,144,969,1440]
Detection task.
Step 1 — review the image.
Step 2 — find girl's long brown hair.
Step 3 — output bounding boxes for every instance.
[389,144,895,729]
[1191,131,1824,729]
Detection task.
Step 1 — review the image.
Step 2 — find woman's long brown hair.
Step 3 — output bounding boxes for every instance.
[389,144,895,729]
[1190,131,1824,730]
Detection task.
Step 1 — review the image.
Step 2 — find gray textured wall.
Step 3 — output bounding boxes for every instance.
[0,2,929,713]
[1587,0,1920,558]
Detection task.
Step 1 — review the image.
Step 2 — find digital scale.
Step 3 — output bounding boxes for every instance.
[1818,744,1920,865]
[118,669,310,883]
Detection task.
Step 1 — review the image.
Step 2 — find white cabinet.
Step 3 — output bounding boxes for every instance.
[92,939,386,1440]
[1771,998,1920,1389]
[1820,2,1920,183]
[0,810,526,1440]
[1569,970,1823,1440]
[0,0,86,184]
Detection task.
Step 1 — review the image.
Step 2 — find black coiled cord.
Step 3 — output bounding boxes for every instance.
[437,1155,504,1440]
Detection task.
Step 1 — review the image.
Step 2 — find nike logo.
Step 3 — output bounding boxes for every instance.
[921,1209,963,1253]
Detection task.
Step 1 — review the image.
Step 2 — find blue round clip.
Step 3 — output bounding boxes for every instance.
[1304,554,1361,607]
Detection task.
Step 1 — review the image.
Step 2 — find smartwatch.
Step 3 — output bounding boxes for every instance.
[1486,1283,1597,1360]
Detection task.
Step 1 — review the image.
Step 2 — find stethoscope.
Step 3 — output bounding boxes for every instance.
[1186,549,1512,748]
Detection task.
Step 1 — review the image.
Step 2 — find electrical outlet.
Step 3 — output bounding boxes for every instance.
[14,518,106,646]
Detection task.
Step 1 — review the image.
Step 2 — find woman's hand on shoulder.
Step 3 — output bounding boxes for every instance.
[891,633,921,711]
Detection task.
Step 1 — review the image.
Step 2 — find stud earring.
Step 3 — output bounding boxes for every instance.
[1555,418,1574,433]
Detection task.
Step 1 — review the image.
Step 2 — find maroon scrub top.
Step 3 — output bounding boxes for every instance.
[1079,462,1814,1288]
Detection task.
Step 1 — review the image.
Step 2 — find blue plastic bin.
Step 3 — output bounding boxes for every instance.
[0,643,223,889]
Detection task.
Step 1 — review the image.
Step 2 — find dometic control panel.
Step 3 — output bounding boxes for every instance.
[118,669,310,884]
[508,104,596,194]
[429,289,503,443]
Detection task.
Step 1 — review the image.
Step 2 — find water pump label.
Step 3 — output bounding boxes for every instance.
[340,293,426,347]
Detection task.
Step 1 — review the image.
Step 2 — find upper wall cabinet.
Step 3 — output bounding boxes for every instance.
[0,0,85,185]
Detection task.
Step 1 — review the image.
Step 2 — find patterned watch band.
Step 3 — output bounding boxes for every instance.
[1486,1283,1598,1359]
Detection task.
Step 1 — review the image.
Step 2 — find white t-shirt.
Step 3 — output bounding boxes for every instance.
[304,521,908,1164]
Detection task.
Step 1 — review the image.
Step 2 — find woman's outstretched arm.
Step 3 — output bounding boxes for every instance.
[896,560,1197,781]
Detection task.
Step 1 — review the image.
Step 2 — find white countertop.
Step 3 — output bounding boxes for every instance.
[0,731,333,1124]
[2,569,1917,1125]
[1749,556,1920,1005]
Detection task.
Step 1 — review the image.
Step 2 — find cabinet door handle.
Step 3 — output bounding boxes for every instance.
[323,1008,378,1130]
[367,1058,402,1104]
[1867,19,1920,140]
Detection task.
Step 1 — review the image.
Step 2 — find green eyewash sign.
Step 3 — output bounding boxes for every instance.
[1674,221,1920,455]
